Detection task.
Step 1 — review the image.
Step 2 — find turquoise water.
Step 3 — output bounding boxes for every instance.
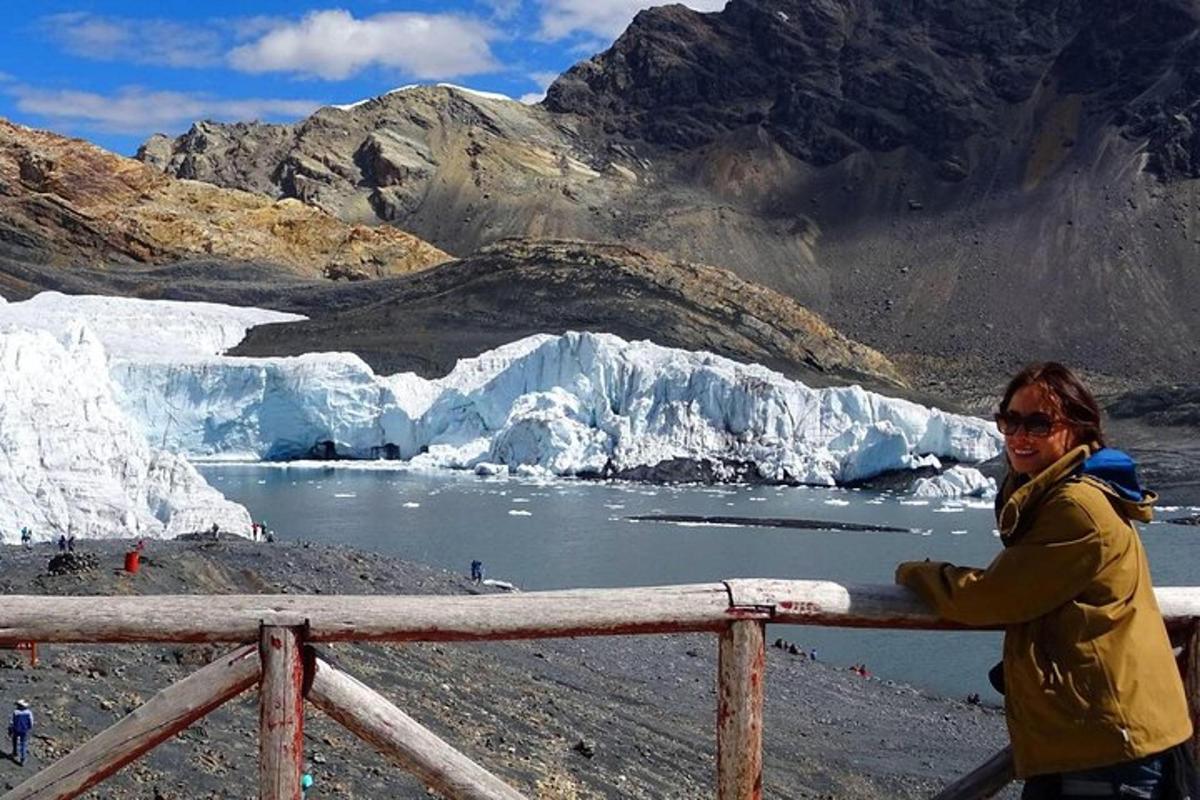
[200,464,1200,701]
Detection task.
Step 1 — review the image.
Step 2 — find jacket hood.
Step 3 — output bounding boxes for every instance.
[1078,447,1157,522]
[997,445,1156,537]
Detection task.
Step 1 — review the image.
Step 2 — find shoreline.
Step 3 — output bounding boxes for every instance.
[0,539,1015,798]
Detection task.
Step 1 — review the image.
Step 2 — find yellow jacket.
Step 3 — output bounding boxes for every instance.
[896,444,1192,777]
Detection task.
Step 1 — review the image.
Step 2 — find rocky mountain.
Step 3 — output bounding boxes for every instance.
[233,238,906,389]
[138,1,1200,398]
[0,119,448,281]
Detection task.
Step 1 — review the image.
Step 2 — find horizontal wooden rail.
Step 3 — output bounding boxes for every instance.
[2,582,1200,644]
[0,585,736,644]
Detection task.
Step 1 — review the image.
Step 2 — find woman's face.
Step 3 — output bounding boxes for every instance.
[1003,384,1078,478]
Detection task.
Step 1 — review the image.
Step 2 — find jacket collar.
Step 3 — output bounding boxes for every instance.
[997,444,1093,540]
[996,444,1157,540]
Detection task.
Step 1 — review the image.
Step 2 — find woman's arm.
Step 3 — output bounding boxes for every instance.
[895,494,1104,626]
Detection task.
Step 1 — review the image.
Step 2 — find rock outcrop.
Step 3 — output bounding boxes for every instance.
[137,3,1200,395]
[232,238,905,388]
[0,119,448,279]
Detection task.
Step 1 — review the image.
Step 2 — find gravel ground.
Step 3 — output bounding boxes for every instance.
[0,539,1015,799]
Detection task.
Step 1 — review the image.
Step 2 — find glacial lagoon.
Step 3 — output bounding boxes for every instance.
[202,464,1200,702]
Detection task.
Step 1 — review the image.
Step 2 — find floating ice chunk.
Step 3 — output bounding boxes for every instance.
[402,502,421,508]
[913,466,998,499]
[482,578,518,591]
[508,509,532,516]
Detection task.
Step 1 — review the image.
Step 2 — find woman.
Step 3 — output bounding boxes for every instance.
[896,363,1194,798]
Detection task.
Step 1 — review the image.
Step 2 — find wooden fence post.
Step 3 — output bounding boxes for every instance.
[717,620,765,800]
[259,625,306,800]
[1187,619,1200,767]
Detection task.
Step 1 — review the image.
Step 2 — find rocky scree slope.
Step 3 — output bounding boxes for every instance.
[0,539,1012,799]
[0,119,447,282]
[232,238,905,389]
[140,1,1200,396]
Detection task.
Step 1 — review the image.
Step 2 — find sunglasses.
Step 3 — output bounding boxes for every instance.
[994,411,1061,437]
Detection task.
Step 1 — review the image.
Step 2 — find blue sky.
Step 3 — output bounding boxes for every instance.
[0,1,725,156]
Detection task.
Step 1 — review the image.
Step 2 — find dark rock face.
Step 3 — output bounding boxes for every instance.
[546,0,1200,180]
[1107,385,1200,428]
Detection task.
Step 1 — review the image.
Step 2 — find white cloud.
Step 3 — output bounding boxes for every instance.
[478,0,525,21]
[228,10,500,81]
[537,0,727,41]
[519,70,560,104]
[38,12,225,67]
[6,84,319,136]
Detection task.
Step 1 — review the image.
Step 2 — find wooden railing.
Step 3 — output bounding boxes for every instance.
[1,580,1198,800]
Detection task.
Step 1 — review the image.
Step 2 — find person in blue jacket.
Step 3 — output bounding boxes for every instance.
[10,700,33,765]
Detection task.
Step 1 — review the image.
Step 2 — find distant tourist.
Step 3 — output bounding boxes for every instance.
[57,534,67,553]
[66,532,75,552]
[470,559,484,584]
[896,363,1195,798]
[210,523,220,540]
[265,529,276,543]
[808,649,817,661]
[301,769,314,798]
[9,699,33,766]
[19,527,31,549]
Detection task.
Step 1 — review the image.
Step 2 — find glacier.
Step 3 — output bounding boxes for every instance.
[0,290,1004,543]
[108,329,1002,485]
[0,322,250,543]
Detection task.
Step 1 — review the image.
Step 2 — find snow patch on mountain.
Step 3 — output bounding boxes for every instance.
[326,83,510,112]
[0,292,303,361]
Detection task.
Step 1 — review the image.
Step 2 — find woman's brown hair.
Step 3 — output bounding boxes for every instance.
[999,362,1106,447]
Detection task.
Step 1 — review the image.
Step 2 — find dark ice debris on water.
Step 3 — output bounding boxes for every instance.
[626,514,911,533]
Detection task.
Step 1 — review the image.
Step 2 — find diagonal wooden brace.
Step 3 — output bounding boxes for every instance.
[0,644,260,800]
[305,650,528,800]
[931,745,1014,800]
